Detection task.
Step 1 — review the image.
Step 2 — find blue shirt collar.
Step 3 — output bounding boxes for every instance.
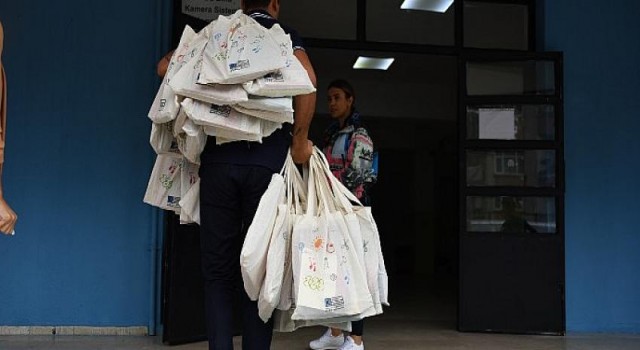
[246,9,274,20]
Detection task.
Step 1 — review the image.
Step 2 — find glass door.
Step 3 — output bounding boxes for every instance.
[458,52,565,334]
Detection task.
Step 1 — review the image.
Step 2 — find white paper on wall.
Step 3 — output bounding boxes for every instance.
[478,108,516,140]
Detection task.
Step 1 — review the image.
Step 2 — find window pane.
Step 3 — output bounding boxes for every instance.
[467,105,555,140]
[278,1,357,40]
[464,1,529,50]
[467,150,556,187]
[467,61,555,96]
[466,196,556,233]
[367,2,454,46]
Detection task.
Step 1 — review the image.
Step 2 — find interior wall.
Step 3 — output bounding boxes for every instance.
[310,114,457,280]
[0,0,168,328]
[307,48,458,121]
[543,0,640,333]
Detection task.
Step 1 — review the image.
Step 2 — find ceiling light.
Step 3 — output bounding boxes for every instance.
[353,57,395,70]
[400,0,454,13]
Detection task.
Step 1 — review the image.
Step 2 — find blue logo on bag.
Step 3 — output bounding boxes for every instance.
[371,151,379,177]
[167,196,180,208]
[324,296,345,311]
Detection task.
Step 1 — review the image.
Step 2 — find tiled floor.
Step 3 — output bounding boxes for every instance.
[1,278,638,349]
[1,328,640,350]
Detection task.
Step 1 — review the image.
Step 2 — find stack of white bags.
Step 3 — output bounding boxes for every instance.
[241,148,389,331]
[142,10,387,330]
[143,10,315,223]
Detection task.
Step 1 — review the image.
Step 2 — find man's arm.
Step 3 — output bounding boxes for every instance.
[290,49,317,164]
[0,22,17,235]
[0,21,4,56]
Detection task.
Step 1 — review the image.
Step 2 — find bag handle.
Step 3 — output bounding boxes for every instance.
[310,152,339,215]
[311,148,354,214]
[304,151,320,217]
[284,153,306,214]
[312,147,364,211]
[309,151,337,216]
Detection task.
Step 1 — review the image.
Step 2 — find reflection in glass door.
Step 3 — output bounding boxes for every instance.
[458,52,565,334]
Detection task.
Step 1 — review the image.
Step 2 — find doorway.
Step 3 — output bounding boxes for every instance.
[159,0,565,342]
[307,49,460,328]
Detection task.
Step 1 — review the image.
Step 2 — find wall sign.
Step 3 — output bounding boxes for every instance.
[182,0,241,21]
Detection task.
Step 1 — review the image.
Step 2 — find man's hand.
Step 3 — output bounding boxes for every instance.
[291,138,313,164]
[156,50,174,78]
[0,197,17,235]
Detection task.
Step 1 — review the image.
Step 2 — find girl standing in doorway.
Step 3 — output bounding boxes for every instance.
[309,79,377,350]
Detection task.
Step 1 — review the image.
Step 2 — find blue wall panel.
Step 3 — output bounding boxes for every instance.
[0,1,166,326]
[2,0,640,334]
[543,0,640,333]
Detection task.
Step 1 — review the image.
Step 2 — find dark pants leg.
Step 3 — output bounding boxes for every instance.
[351,319,364,337]
[200,163,274,350]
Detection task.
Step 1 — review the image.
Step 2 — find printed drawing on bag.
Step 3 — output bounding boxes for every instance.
[308,256,317,272]
[326,242,335,254]
[250,35,265,53]
[304,276,324,291]
[313,236,324,251]
[160,174,173,189]
[279,43,289,57]
[344,273,351,285]
[341,239,350,251]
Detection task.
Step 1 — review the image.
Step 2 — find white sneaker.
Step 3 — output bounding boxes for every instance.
[337,336,364,350]
[309,328,345,350]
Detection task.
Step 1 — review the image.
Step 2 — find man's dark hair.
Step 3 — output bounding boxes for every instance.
[243,0,271,10]
[328,79,356,105]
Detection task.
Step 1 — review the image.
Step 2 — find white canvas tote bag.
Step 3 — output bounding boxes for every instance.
[148,26,199,123]
[257,154,307,322]
[168,52,249,105]
[181,98,262,137]
[242,56,316,98]
[238,95,293,114]
[203,126,262,144]
[179,178,200,225]
[232,104,293,124]
[315,150,390,309]
[177,118,206,164]
[291,153,374,321]
[143,153,183,212]
[260,119,284,139]
[240,170,286,301]
[199,12,288,85]
[149,121,177,155]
